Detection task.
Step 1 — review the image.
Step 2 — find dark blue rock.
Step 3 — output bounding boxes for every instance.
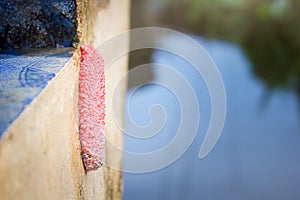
[0,0,77,50]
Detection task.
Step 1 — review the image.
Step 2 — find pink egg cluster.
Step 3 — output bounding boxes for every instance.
[79,44,105,172]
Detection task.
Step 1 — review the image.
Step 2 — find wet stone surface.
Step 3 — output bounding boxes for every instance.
[0,0,77,50]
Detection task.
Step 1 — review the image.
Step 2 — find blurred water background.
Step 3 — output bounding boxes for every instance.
[123,1,300,199]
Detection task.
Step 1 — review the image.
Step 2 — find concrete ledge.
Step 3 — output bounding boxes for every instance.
[0,48,74,136]
[0,51,100,199]
[0,50,106,199]
[0,0,130,199]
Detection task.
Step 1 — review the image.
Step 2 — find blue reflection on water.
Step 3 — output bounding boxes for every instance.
[123,35,300,200]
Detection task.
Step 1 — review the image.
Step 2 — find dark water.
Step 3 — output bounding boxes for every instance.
[123,35,300,200]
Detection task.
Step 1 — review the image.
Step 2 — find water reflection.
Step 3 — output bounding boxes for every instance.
[124,1,300,199]
[131,0,300,95]
[124,34,300,200]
